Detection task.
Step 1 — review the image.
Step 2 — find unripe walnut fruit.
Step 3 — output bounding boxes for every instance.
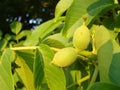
[73,24,90,50]
[51,47,77,67]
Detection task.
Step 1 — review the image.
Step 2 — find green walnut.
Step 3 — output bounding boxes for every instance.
[73,24,90,51]
[51,47,77,67]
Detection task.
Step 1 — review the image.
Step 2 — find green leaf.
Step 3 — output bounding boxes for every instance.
[87,0,114,16]
[115,14,120,29]
[42,33,70,48]
[10,21,22,35]
[15,51,35,90]
[86,0,114,25]
[109,40,120,85]
[63,60,83,90]
[102,16,115,30]
[0,30,3,37]
[24,17,64,46]
[102,16,119,39]
[94,26,111,51]
[5,34,11,41]
[33,49,44,89]
[40,83,49,90]
[94,26,113,82]
[97,40,113,82]
[54,0,73,21]
[39,44,66,90]
[63,18,84,38]
[89,82,120,90]
[62,0,96,38]
[17,30,32,40]
[16,50,34,71]
[0,49,14,90]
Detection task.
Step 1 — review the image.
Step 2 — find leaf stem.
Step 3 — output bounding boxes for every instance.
[66,82,77,89]
[67,75,90,89]
[77,55,88,61]
[77,50,93,57]
[50,47,61,52]
[10,46,61,51]
[10,46,39,50]
[77,75,90,84]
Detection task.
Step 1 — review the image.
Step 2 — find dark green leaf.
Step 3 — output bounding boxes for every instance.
[5,34,11,41]
[102,16,119,39]
[0,30,3,37]
[109,40,120,85]
[87,0,114,16]
[10,21,22,35]
[89,82,120,90]
[86,0,114,25]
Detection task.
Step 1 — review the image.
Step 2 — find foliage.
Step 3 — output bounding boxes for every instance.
[0,0,120,90]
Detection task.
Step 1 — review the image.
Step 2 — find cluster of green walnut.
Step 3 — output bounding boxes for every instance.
[51,24,91,67]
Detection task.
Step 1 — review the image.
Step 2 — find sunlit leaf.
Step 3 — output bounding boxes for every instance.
[24,17,64,46]
[16,50,34,71]
[39,44,66,90]
[94,26,111,51]
[17,30,32,40]
[15,52,35,90]
[0,49,14,90]
[42,33,70,48]
[54,0,73,21]
[94,26,113,82]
